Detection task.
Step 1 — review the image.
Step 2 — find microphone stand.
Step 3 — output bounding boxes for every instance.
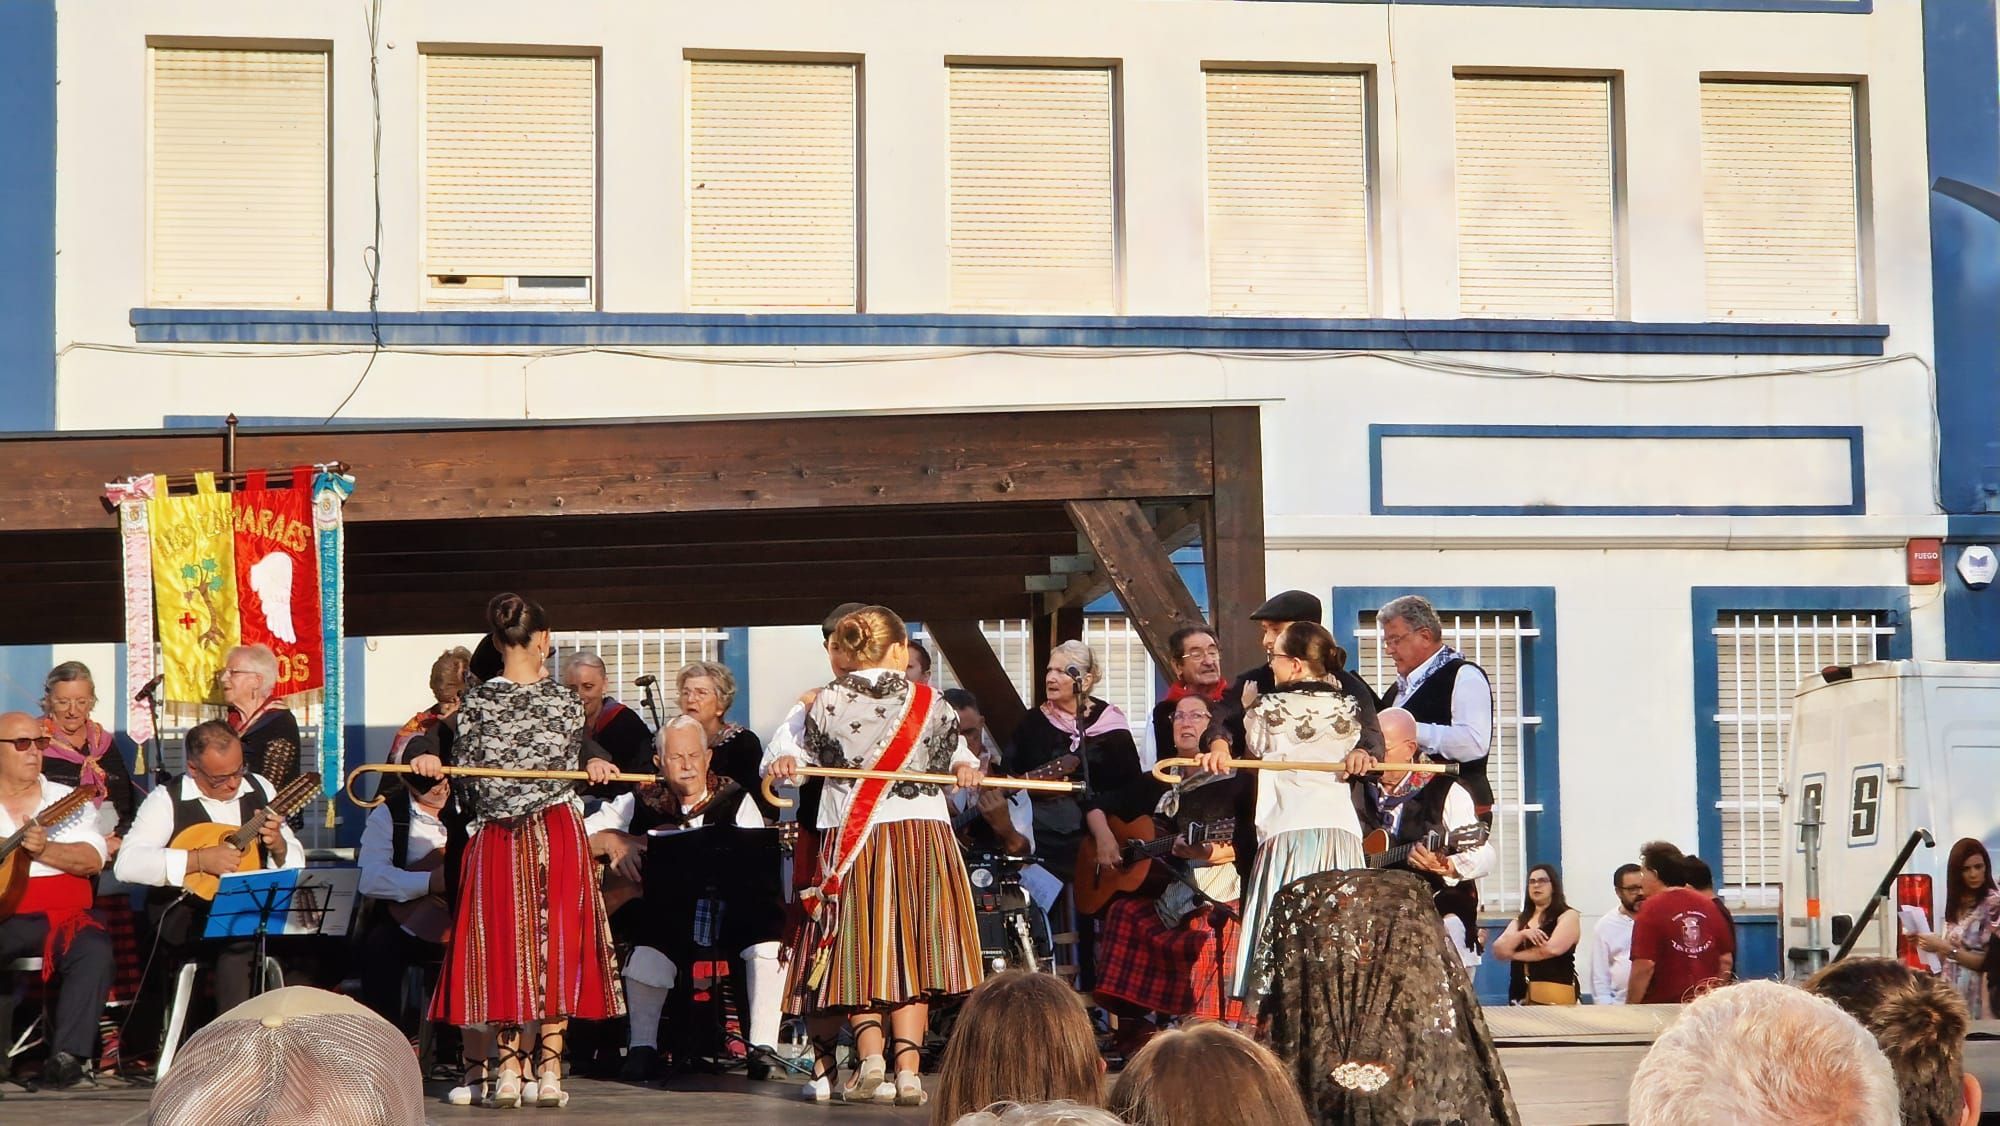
[636,677,667,732]
[135,678,167,786]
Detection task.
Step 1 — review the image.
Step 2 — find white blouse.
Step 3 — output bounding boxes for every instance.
[768,667,977,832]
[1243,684,1367,845]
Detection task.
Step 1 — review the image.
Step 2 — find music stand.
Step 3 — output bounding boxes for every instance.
[205,869,361,1000]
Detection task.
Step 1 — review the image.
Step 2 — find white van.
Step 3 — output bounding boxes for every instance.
[1781,660,2000,977]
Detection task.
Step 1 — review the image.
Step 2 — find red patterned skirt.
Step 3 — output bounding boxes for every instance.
[429,800,623,1026]
[1094,895,1245,1024]
[784,819,983,1014]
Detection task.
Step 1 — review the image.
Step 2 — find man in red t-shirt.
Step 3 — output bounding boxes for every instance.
[1626,841,1735,1005]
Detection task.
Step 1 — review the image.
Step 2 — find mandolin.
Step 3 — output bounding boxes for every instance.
[175,772,321,901]
[0,784,103,922]
[1073,814,1237,916]
[1362,822,1490,870]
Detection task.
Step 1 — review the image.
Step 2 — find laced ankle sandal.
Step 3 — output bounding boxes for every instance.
[840,1017,887,1103]
[490,1041,530,1110]
[889,1036,927,1106]
[532,1042,570,1109]
[802,1034,840,1102]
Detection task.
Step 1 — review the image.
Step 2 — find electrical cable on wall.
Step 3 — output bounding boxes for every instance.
[325,0,386,424]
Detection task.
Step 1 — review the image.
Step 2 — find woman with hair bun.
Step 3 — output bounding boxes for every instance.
[415,593,623,1109]
[1197,620,1382,999]
[767,605,984,1107]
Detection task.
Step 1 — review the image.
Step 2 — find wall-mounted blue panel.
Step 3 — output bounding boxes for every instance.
[1369,424,1866,516]
[0,1,55,431]
[130,308,1890,356]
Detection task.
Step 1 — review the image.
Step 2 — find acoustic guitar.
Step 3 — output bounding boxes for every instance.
[174,772,322,901]
[0,784,103,922]
[1362,822,1490,870]
[953,753,1078,842]
[1073,814,1237,916]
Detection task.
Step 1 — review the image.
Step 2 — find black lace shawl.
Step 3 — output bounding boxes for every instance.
[1257,868,1520,1126]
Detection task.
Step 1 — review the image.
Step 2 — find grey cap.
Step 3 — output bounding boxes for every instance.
[1250,590,1322,623]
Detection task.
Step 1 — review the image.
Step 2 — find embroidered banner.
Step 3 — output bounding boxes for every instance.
[105,474,159,756]
[232,468,324,696]
[313,471,356,802]
[148,472,240,705]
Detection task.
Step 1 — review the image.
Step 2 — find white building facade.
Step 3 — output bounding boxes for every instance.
[8,0,1999,999]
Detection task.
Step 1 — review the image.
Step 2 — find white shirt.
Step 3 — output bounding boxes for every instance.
[1396,649,1494,765]
[0,778,108,881]
[114,774,305,889]
[1376,780,1496,886]
[1244,688,1367,845]
[358,800,448,903]
[584,787,766,837]
[1592,911,1638,1003]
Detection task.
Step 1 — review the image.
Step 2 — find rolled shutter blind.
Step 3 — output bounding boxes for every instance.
[688,60,857,309]
[1701,82,1859,323]
[1454,76,1615,318]
[149,48,328,308]
[1205,71,1370,316]
[949,66,1116,313]
[424,54,595,279]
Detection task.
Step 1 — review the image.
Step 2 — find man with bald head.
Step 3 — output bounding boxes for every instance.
[0,710,114,1087]
[1352,707,1495,967]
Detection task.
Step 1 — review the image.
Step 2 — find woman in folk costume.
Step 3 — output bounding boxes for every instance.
[414,593,623,1110]
[1197,621,1381,999]
[766,605,984,1107]
[39,661,140,850]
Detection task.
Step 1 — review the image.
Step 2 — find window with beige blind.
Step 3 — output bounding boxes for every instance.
[1710,612,1888,907]
[423,53,596,307]
[1454,76,1616,318]
[688,60,858,310]
[948,65,1118,313]
[1204,70,1371,316]
[1700,82,1861,323]
[148,47,329,308]
[1352,610,1540,913]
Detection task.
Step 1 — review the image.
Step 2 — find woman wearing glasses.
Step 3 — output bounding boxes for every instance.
[39,661,140,854]
[1494,863,1581,1005]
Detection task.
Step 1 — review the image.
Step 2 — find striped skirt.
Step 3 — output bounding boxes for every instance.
[429,800,624,1026]
[785,818,984,1014]
[1231,826,1365,999]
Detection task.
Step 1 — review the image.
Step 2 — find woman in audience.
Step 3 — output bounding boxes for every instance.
[932,971,1105,1125]
[953,1103,1126,1126]
[1913,837,1999,1019]
[1107,1023,1308,1126]
[1494,862,1581,1005]
[1256,868,1520,1125]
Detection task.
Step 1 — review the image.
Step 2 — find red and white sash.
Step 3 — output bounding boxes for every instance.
[800,681,935,987]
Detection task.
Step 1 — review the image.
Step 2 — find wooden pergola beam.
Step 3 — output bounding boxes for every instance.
[1064,499,1206,674]
[1206,408,1269,675]
[924,620,1029,746]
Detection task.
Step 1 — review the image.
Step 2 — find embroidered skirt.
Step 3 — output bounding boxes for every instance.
[1231,826,1364,999]
[429,800,624,1026]
[1094,895,1244,1024]
[784,818,983,1013]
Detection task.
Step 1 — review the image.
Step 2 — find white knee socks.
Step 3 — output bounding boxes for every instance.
[624,945,678,1050]
[742,941,783,1048]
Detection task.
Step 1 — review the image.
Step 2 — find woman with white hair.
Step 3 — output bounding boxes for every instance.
[1003,639,1146,887]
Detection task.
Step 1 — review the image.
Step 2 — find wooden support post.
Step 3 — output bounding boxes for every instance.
[1030,604,1085,695]
[1065,499,1206,674]
[926,620,1029,746]
[1206,407,1269,676]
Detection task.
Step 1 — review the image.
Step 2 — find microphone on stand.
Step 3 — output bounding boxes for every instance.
[134,672,166,701]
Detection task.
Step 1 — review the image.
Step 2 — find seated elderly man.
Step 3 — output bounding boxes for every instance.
[587,716,784,1081]
[1627,979,1900,1125]
[0,710,113,1088]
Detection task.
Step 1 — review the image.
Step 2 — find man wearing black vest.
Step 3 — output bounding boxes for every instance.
[587,716,782,1081]
[1228,590,1383,756]
[1372,594,1495,823]
[115,720,303,1053]
[356,763,452,1031]
[1352,708,1494,967]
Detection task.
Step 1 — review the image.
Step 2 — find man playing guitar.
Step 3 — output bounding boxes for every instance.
[0,711,113,1089]
[356,756,453,1033]
[1351,708,1495,967]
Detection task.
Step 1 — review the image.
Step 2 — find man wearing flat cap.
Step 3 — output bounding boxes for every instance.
[1227,590,1383,757]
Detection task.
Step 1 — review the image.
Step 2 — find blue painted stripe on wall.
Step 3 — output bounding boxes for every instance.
[1369,424,1867,516]
[129,309,1890,356]
[1688,587,1911,878]
[0,2,55,431]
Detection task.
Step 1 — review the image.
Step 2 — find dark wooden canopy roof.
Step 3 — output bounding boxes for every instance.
[0,406,1267,730]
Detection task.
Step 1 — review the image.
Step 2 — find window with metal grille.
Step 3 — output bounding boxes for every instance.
[1710,612,1887,907]
[1351,610,1541,913]
[550,628,730,718]
[914,617,1160,752]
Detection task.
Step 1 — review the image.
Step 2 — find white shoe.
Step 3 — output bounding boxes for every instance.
[445,1084,477,1107]
[802,1077,831,1102]
[841,1054,886,1102]
[522,1078,540,1104]
[894,1071,926,1106]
